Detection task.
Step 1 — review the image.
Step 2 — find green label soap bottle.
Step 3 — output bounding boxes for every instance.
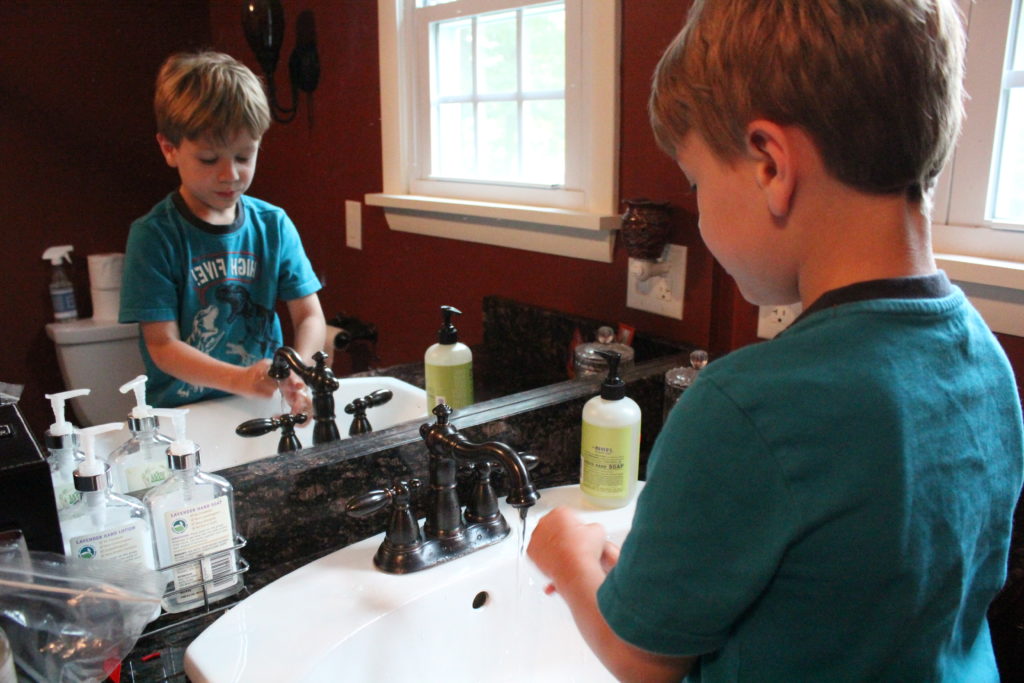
[580,350,641,508]
[425,305,474,409]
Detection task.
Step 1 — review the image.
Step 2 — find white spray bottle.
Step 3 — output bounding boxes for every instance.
[144,408,242,613]
[42,245,78,322]
[44,388,90,512]
[59,422,157,570]
[108,375,173,494]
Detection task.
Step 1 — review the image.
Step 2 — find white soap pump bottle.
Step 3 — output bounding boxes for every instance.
[58,422,157,570]
[424,305,474,410]
[108,375,173,495]
[43,388,90,513]
[580,350,642,508]
[144,408,242,613]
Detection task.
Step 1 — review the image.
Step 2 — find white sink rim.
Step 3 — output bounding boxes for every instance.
[183,484,639,683]
[96,375,428,473]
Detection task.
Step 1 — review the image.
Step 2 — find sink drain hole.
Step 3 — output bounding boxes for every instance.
[472,591,489,609]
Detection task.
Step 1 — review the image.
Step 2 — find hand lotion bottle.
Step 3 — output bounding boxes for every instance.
[59,422,157,571]
[44,388,90,513]
[144,408,242,613]
[580,350,641,508]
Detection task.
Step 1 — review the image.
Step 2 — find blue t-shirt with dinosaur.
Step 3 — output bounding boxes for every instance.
[120,192,321,407]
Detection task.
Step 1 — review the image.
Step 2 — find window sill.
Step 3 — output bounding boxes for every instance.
[364,193,621,262]
[934,251,1024,337]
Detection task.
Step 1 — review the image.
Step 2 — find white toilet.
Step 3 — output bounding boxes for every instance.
[46,319,146,426]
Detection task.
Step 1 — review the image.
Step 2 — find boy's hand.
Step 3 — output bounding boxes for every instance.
[237,359,279,398]
[528,506,619,596]
[281,375,312,416]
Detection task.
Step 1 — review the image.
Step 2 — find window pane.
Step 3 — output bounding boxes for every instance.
[523,5,565,92]
[992,88,1024,223]
[436,102,476,178]
[478,101,519,181]
[477,11,517,95]
[417,0,457,7]
[436,19,473,98]
[522,99,565,185]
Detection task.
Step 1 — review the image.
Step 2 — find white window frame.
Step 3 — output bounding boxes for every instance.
[932,0,1024,335]
[367,0,621,262]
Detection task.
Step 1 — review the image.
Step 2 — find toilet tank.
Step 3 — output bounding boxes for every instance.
[45,320,145,426]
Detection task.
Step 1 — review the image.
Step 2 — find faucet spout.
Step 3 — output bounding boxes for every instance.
[271,347,341,444]
[419,403,540,509]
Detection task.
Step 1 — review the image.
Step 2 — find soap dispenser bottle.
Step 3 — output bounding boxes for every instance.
[424,305,474,409]
[58,422,157,570]
[44,388,91,513]
[144,408,243,613]
[108,375,172,495]
[580,350,642,508]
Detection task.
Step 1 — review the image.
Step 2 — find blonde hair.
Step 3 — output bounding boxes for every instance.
[650,0,965,202]
[154,51,271,146]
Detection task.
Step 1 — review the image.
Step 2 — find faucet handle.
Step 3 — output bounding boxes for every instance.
[346,480,423,548]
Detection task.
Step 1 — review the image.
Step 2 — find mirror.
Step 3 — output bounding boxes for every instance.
[157,296,686,472]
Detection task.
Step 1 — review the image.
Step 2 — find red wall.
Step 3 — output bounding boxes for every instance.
[4,0,1021,439]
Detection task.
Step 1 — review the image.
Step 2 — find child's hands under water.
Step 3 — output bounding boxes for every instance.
[527,506,620,596]
[281,374,312,416]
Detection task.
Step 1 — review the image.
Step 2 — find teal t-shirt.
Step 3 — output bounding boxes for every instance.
[120,193,321,407]
[598,283,1023,681]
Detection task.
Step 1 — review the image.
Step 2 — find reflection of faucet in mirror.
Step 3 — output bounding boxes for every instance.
[235,412,309,453]
[346,401,539,574]
[343,389,392,436]
[270,347,340,444]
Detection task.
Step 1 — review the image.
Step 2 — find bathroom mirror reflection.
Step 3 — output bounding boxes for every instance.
[59,297,686,474]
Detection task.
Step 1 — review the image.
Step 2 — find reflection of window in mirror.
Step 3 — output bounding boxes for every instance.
[932,0,1024,335]
[369,0,622,262]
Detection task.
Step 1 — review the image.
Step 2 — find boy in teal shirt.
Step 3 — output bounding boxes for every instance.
[529,1,1024,680]
[121,51,324,412]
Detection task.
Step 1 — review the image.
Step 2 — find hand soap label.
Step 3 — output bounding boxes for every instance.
[124,461,170,493]
[426,361,474,409]
[52,478,81,512]
[162,497,236,600]
[580,422,639,500]
[70,520,148,565]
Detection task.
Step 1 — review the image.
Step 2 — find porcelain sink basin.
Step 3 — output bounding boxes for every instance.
[97,376,427,471]
[184,484,640,682]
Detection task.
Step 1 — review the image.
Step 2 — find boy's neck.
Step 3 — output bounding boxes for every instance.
[793,179,936,309]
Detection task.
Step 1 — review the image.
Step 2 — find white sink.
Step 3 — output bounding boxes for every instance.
[184,484,640,682]
[97,376,427,472]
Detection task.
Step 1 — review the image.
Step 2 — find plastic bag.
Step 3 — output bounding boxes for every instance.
[0,547,163,683]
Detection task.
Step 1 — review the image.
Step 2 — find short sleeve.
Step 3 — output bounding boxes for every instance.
[274,212,321,301]
[597,376,797,656]
[119,217,180,323]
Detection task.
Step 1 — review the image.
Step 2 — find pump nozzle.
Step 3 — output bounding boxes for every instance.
[152,408,194,457]
[42,245,74,265]
[438,305,462,345]
[119,375,153,420]
[74,422,123,489]
[45,388,91,437]
[595,350,626,401]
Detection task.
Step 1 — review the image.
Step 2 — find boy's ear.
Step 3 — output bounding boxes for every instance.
[156,133,179,168]
[745,120,796,218]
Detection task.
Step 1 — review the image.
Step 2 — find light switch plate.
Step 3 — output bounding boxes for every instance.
[626,244,687,319]
[345,200,362,249]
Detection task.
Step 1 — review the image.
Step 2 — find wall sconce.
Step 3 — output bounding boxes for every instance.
[242,1,320,124]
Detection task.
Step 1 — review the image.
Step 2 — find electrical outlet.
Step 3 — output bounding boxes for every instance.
[345,200,362,249]
[757,303,802,339]
[626,244,687,319]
